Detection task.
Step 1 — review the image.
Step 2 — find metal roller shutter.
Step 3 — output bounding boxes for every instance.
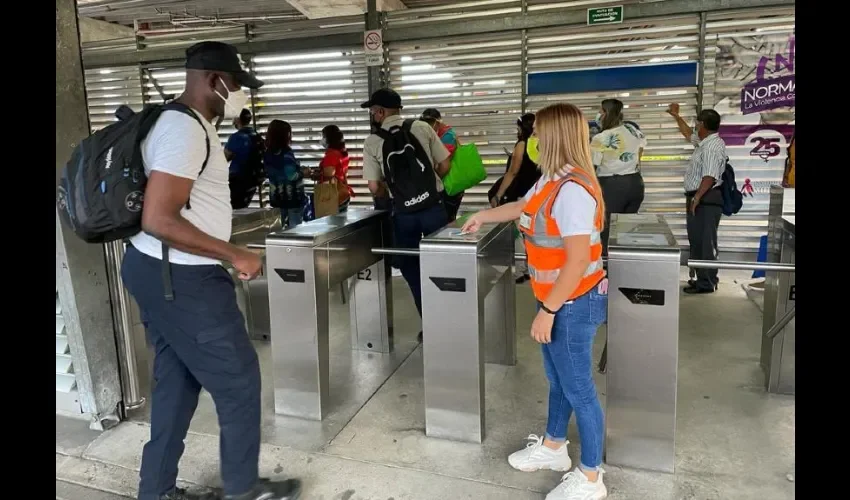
[526,14,701,250]
[84,65,145,133]
[56,291,82,415]
[704,8,795,254]
[251,47,372,206]
[386,31,524,208]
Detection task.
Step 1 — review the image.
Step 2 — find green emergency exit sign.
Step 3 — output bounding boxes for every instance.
[587,5,624,25]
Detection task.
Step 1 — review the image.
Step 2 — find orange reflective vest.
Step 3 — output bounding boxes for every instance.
[519,170,605,303]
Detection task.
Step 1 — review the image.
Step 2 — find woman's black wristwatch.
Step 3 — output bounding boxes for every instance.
[540,303,558,315]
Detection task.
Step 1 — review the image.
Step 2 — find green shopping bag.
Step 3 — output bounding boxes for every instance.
[443,143,487,196]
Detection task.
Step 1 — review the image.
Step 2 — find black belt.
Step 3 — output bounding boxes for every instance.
[684,186,721,197]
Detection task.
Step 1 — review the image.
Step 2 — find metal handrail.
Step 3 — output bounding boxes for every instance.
[688,260,795,272]
[371,247,421,257]
[765,305,795,340]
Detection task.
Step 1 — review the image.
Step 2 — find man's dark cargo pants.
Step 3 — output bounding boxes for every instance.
[121,245,261,500]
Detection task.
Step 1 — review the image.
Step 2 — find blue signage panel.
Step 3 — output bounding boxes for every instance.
[527,61,699,95]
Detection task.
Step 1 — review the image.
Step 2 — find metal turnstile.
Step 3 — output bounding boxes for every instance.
[419,221,516,443]
[766,186,795,265]
[265,209,393,420]
[606,214,680,473]
[761,216,795,395]
[229,207,282,341]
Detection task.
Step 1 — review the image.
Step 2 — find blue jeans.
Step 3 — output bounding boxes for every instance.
[392,203,448,316]
[541,287,608,471]
[121,246,262,499]
[286,207,303,228]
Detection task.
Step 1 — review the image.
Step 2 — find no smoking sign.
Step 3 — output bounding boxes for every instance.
[364,29,383,67]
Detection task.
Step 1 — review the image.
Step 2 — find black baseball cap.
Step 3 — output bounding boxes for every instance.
[361,88,403,109]
[421,108,441,120]
[185,41,264,89]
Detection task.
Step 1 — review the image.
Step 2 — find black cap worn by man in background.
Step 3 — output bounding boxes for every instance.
[185,41,264,89]
[361,88,404,109]
[420,108,441,121]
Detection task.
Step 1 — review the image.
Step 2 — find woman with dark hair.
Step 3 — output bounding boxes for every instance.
[264,119,307,228]
[489,113,541,283]
[318,124,353,213]
[490,113,541,208]
[590,98,647,254]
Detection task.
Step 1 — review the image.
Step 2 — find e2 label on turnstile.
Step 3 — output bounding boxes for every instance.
[788,285,795,301]
[357,268,372,281]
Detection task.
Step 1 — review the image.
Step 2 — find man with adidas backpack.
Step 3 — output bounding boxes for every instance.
[667,104,729,295]
[58,42,301,500]
[361,89,452,343]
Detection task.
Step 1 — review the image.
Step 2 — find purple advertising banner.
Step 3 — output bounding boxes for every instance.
[718,123,794,198]
[741,74,795,115]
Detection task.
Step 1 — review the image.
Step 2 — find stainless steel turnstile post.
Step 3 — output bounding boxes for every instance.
[606,214,680,473]
[761,216,795,395]
[419,222,516,443]
[229,207,282,341]
[265,209,393,420]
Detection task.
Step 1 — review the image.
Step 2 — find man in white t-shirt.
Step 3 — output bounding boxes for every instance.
[120,42,301,500]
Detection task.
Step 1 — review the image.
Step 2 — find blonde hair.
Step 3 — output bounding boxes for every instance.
[535,102,606,227]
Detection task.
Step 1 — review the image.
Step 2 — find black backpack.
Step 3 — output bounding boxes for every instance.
[57,101,210,301]
[247,130,267,184]
[57,101,209,243]
[376,119,440,213]
[719,158,744,217]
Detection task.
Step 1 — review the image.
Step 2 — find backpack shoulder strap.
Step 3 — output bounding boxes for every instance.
[162,102,211,177]
[375,127,393,141]
[402,119,416,132]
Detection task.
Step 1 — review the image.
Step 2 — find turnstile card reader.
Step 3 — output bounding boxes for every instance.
[606,214,680,473]
[266,209,393,420]
[420,221,516,443]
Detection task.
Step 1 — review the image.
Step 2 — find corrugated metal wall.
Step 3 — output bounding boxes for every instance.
[56,291,82,415]
[387,31,524,207]
[525,14,701,249]
[252,47,372,205]
[84,65,144,133]
[80,4,794,250]
[703,7,795,253]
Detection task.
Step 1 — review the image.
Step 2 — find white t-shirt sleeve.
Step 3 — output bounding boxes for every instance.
[142,111,210,181]
[550,181,597,237]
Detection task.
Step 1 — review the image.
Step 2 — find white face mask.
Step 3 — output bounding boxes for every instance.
[320,138,329,148]
[215,78,250,119]
[595,112,604,124]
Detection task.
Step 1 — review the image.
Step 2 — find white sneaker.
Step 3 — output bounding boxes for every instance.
[546,469,608,500]
[391,268,402,278]
[508,434,572,472]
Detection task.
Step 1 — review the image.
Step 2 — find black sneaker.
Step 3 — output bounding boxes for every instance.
[159,487,216,500]
[224,478,302,500]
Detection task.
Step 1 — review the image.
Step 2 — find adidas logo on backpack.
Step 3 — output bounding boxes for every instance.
[404,191,431,207]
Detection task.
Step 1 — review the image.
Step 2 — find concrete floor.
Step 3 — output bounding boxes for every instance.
[56,269,795,500]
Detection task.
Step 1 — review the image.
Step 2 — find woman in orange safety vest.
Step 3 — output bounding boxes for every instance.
[462,103,609,500]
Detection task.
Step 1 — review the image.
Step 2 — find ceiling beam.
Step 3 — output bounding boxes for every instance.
[383,0,797,42]
[285,0,405,20]
[82,31,363,68]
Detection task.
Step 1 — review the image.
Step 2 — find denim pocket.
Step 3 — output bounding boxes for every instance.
[588,288,608,325]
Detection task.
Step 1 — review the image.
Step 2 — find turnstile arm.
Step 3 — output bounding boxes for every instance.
[372,247,421,256]
[765,305,795,340]
[688,259,795,272]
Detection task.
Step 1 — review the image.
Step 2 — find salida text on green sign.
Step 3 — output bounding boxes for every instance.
[587,6,623,26]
